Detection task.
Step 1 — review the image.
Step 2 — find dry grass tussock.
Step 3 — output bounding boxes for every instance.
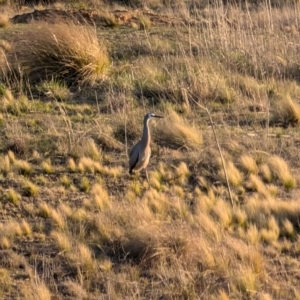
[0,14,9,28]
[155,108,202,149]
[272,95,300,126]
[1,21,109,86]
[267,155,296,189]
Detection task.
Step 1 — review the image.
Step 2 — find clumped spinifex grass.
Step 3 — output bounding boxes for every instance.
[0,14,9,28]
[155,108,202,149]
[267,155,296,189]
[273,94,300,126]
[37,78,71,101]
[5,188,21,205]
[41,160,53,174]
[218,159,243,187]
[240,154,258,174]
[21,179,39,196]
[90,183,111,211]
[14,159,32,175]
[3,21,110,86]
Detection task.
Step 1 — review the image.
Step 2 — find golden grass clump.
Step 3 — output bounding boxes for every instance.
[0,237,10,249]
[260,216,280,243]
[79,177,90,192]
[245,224,260,245]
[273,95,300,126]
[0,155,10,175]
[4,22,110,86]
[14,159,32,175]
[232,207,247,227]
[98,165,122,178]
[41,160,54,174]
[138,14,151,30]
[0,221,23,242]
[5,188,21,205]
[194,211,220,241]
[234,267,259,295]
[67,243,95,272]
[38,202,65,228]
[0,91,29,115]
[174,161,190,185]
[143,188,169,217]
[155,108,202,149]
[0,14,9,28]
[72,138,102,161]
[20,220,31,236]
[218,160,243,187]
[282,219,294,237]
[267,155,296,189]
[90,183,111,211]
[38,202,51,218]
[51,230,72,252]
[67,158,77,172]
[37,79,71,101]
[212,198,232,228]
[259,163,273,183]
[240,154,258,174]
[50,209,66,229]
[247,174,268,197]
[21,282,51,300]
[78,156,96,173]
[60,174,72,188]
[22,179,39,197]
[63,280,88,299]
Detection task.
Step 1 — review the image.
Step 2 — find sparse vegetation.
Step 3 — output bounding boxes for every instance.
[0,1,300,299]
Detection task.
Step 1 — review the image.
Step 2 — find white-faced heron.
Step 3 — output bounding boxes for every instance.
[129,112,163,181]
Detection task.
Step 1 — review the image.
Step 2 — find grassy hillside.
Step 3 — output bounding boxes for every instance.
[1,1,300,299]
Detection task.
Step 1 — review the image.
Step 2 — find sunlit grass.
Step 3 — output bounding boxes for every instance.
[1,3,300,300]
[267,155,296,189]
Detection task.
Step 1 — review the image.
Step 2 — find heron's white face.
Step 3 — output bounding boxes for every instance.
[148,113,163,119]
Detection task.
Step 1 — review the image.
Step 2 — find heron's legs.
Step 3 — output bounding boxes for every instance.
[145,168,149,183]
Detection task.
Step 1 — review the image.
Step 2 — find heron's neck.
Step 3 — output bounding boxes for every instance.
[141,119,151,150]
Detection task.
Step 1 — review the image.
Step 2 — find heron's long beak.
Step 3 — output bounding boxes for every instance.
[154,115,164,118]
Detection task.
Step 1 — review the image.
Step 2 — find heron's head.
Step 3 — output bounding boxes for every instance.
[144,112,164,122]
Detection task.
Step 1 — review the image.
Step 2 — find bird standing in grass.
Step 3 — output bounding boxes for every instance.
[129,112,164,181]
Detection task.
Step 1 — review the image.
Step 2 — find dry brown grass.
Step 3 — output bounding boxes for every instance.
[2,21,110,87]
[0,2,300,299]
[155,108,202,150]
[267,155,296,189]
[0,14,9,28]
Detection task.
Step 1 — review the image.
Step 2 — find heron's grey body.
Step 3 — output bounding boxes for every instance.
[129,113,163,179]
